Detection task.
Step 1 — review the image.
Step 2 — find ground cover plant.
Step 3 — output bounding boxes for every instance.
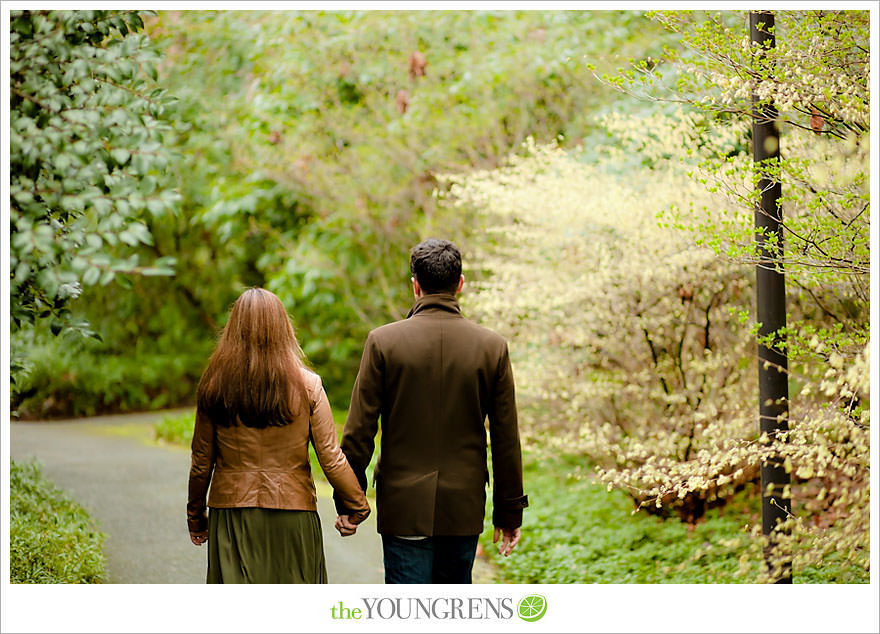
[10,460,106,583]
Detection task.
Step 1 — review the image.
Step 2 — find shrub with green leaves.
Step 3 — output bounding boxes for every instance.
[154,410,195,446]
[10,9,180,384]
[12,327,205,418]
[14,10,677,417]
[136,10,675,406]
[458,10,869,582]
[10,460,106,584]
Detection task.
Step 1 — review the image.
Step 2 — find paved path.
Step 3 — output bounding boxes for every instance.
[10,410,384,584]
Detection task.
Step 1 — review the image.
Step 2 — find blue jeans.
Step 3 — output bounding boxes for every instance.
[382,535,480,584]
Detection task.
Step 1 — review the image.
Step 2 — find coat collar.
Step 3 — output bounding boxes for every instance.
[406,293,463,318]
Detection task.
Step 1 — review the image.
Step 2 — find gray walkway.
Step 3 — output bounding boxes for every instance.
[10,410,384,584]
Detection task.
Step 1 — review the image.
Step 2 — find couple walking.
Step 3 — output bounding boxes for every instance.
[187,239,528,584]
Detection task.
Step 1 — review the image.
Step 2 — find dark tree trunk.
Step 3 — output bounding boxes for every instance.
[750,10,792,584]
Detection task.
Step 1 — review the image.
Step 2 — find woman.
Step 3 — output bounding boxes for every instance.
[187,287,369,583]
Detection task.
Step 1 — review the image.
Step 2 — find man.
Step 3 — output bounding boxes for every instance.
[334,238,528,584]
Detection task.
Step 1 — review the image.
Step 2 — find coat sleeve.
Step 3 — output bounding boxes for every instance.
[309,375,371,524]
[187,407,215,534]
[335,331,382,515]
[488,341,529,529]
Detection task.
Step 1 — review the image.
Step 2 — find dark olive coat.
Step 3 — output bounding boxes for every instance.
[335,293,528,536]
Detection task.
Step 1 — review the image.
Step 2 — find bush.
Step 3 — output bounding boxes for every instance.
[12,326,207,419]
[10,460,106,583]
[9,9,178,365]
[453,111,869,578]
[154,410,196,446]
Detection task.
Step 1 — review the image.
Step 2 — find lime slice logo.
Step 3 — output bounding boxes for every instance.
[517,594,547,622]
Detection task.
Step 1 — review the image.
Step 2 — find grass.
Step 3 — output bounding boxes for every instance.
[154,409,196,447]
[479,449,870,584]
[10,460,106,584]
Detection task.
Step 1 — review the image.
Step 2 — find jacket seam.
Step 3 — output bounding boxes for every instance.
[214,467,307,473]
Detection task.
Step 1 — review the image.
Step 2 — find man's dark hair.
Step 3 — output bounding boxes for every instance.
[410,239,462,295]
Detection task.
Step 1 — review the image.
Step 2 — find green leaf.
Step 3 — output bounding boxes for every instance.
[92,197,113,216]
[118,230,138,246]
[82,267,101,286]
[110,148,130,165]
[140,267,174,277]
[129,222,153,245]
[145,198,165,216]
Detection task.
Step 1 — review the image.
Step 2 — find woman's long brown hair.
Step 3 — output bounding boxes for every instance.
[197,288,308,427]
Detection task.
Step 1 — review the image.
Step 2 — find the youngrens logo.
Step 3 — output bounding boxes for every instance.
[330,595,547,622]
[517,595,547,622]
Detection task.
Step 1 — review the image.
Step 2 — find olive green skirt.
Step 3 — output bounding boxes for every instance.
[207,508,328,584]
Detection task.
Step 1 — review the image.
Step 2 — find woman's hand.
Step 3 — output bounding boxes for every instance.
[190,529,208,546]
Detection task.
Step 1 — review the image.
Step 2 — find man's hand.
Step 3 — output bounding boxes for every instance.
[335,515,358,537]
[190,529,208,546]
[493,526,521,556]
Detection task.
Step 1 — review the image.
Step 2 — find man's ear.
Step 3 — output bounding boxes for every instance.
[456,274,465,294]
[412,277,422,298]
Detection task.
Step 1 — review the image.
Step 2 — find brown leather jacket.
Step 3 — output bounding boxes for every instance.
[187,369,370,534]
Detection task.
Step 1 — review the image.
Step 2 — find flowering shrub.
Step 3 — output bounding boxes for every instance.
[444,99,868,579]
[446,120,756,520]
[634,11,870,579]
[445,9,870,581]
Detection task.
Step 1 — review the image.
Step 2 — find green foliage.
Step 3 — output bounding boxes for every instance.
[481,452,867,583]
[15,10,676,417]
[134,10,672,406]
[626,12,871,577]
[612,11,870,305]
[12,324,206,419]
[10,9,180,386]
[457,9,869,581]
[10,460,106,583]
[153,409,195,446]
[484,454,751,583]
[641,10,869,134]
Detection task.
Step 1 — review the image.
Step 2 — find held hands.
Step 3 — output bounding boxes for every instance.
[335,515,358,537]
[493,526,521,556]
[190,529,208,546]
